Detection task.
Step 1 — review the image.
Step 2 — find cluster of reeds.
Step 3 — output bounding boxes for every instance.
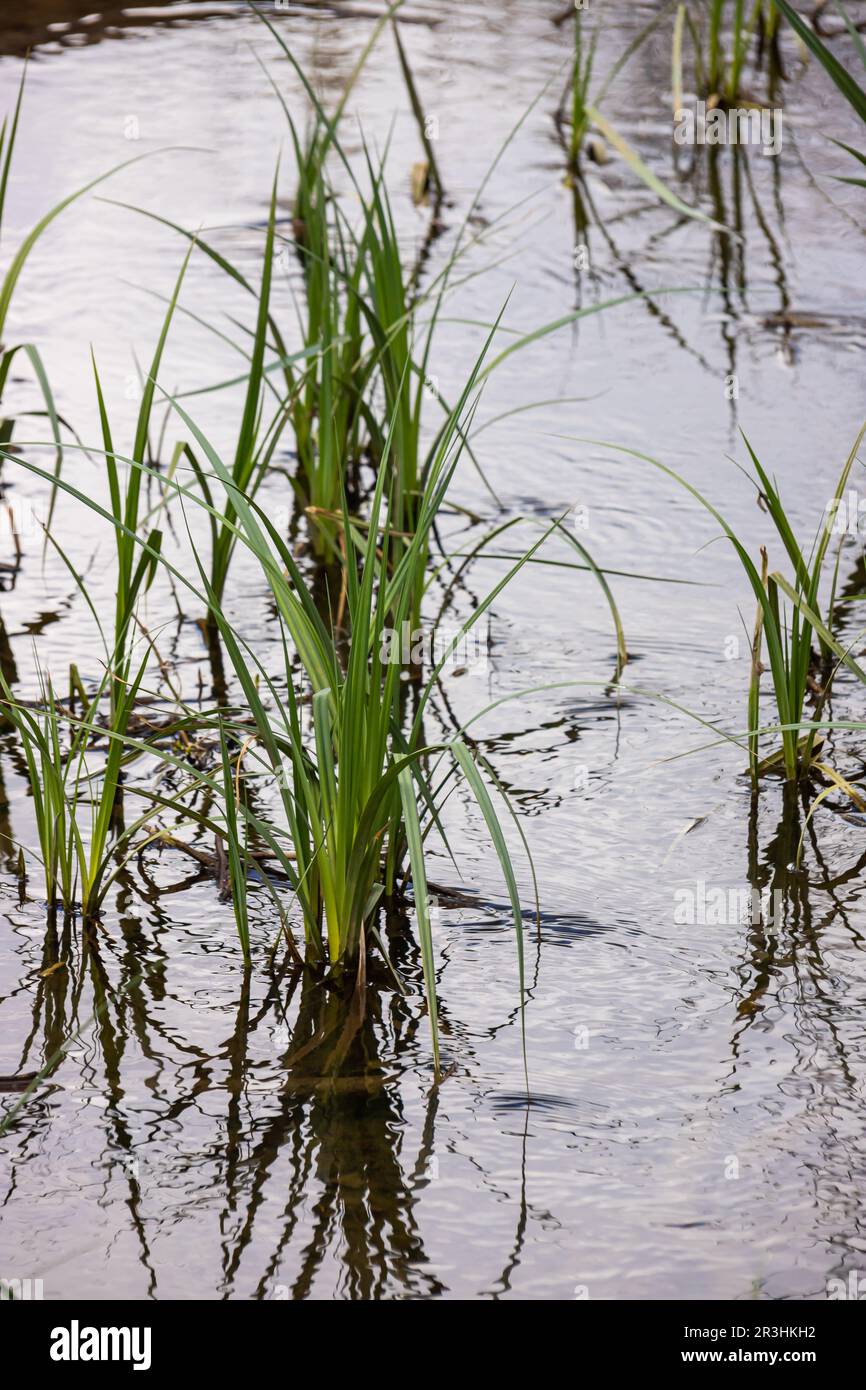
[556,1,725,230]
[704,0,755,102]
[4,4,866,1080]
[0,19,632,1074]
[577,425,866,797]
[670,1,779,106]
[673,1,866,113]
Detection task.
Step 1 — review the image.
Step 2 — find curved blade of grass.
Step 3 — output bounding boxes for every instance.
[391,18,443,195]
[451,738,527,1087]
[14,344,63,539]
[476,287,700,382]
[0,149,192,339]
[797,761,866,865]
[587,107,730,231]
[220,723,250,961]
[0,63,26,239]
[672,3,685,120]
[594,0,678,107]
[552,516,627,676]
[553,433,803,772]
[775,0,866,117]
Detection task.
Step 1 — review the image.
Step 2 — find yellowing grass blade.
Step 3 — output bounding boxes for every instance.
[798,763,866,864]
[587,106,729,231]
[672,4,685,121]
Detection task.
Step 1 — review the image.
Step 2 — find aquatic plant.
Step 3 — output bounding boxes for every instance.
[117,46,649,653]
[277,121,371,544]
[188,173,308,607]
[555,2,724,229]
[0,252,212,918]
[736,428,866,784]
[672,0,761,105]
[567,6,599,170]
[2,349,557,1075]
[169,352,541,1075]
[91,252,193,716]
[708,0,752,102]
[0,659,150,919]
[572,426,866,785]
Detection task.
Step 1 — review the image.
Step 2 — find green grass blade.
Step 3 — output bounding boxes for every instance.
[775,0,866,120]
[451,739,527,1086]
[0,149,187,339]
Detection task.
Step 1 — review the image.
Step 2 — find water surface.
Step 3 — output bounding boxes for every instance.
[1,0,866,1300]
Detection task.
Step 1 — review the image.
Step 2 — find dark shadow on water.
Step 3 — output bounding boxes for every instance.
[0,881,484,1298]
[218,966,449,1300]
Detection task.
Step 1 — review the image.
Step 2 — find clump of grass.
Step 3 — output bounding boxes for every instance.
[0,248,206,918]
[708,0,751,103]
[166,344,543,1074]
[673,0,760,105]
[574,425,866,785]
[265,33,461,589]
[2,351,554,1074]
[736,429,866,784]
[0,659,150,919]
[567,7,599,170]
[554,2,724,228]
[91,253,189,717]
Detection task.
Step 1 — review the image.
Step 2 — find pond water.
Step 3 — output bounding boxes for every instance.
[1,0,865,1300]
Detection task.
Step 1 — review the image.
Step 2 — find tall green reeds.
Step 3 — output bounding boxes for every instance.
[165,340,536,1035]
[573,426,866,784]
[0,249,203,918]
[568,7,599,169]
[556,1,720,227]
[1,345,547,1073]
[678,0,759,103]
[0,657,150,919]
[192,170,301,604]
[0,23,653,1078]
[281,125,369,545]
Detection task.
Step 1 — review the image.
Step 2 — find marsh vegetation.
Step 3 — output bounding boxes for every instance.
[1,0,866,1301]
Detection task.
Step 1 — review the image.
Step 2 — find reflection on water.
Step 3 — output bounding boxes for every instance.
[6,785,866,1300]
[1,0,866,1299]
[0,3,245,59]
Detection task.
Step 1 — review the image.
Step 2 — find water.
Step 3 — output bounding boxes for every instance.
[1,0,865,1300]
